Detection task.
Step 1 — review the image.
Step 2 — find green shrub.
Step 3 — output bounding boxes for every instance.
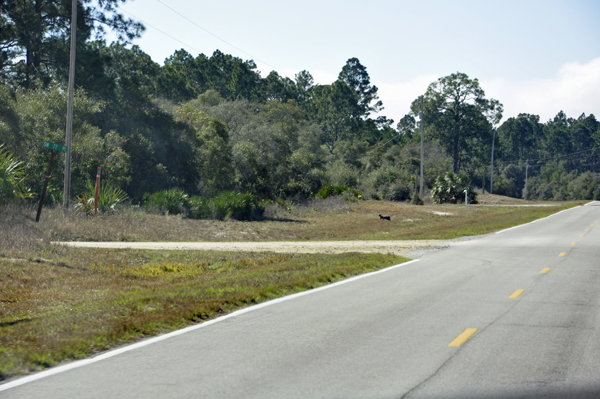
[144,188,261,221]
[144,188,188,215]
[187,196,211,219]
[74,180,128,215]
[316,185,347,199]
[0,145,33,205]
[315,185,362,201]
[431,171,477,204]
[387,182,411,201]
[209,191,257,220]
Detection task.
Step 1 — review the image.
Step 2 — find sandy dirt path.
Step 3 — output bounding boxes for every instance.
[57,240,454,257]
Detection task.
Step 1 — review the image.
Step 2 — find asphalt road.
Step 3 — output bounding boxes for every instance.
[2,202,600,398]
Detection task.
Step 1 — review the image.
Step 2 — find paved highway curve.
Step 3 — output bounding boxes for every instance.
[2,202,600,398]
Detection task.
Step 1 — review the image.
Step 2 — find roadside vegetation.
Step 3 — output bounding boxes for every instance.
[30,196,580,243]
[0,197,583,381]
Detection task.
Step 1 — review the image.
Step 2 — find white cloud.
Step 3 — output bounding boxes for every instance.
[375,58,600,126]
[483,57,600,123]
[375,75,439,125]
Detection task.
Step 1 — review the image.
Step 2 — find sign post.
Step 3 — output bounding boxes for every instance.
[37,141,68,222]
[94,167,101,217]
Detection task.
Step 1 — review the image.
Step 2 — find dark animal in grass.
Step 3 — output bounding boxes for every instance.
[379,214,391,221]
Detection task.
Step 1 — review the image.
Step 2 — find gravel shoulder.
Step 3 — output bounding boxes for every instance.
[57,239,454,257]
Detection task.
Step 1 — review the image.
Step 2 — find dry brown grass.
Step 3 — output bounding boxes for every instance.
[9,196,578,244]
[0,205,46,254]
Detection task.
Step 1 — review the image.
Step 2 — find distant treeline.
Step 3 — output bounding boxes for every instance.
[1,1,599,205]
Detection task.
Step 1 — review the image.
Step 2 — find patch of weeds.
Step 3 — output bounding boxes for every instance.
[27,352,56,368]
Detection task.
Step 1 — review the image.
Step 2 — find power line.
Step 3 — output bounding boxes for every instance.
[155,0,277,71]
[479,151,600,172]
[496,146,600,165]
[116,6,202,54]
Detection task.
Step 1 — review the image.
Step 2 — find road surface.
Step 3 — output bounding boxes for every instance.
[2,202,600,398]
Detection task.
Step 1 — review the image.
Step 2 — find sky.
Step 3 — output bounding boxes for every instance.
[105,0,600,126]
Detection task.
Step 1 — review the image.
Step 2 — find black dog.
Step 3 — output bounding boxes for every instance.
[378,214,391,221]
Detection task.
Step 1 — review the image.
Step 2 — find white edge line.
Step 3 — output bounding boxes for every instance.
[495,204,585,234]
[0,258,421,391]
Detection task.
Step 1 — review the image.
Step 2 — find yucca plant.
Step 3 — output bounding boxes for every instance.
[74,180,128,215]
[0,145,34,206]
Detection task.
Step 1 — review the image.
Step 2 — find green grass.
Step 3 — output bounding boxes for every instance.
[361,203,581,240]
[0,248,407,381]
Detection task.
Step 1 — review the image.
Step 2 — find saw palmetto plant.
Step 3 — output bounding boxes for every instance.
[0,145,34,206]
[74,180,128,215]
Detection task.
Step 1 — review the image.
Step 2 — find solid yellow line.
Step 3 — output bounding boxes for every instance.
[448,328,478,347]
[540,268,551,273]
[571,242,577,246]
[509,289,525,299]
[558,252,566,257]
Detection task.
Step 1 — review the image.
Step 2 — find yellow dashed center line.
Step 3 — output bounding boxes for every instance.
[571,242,577,246]
[585,229,590,232]
[448,328,478,347]
[558,252,566,257]
[509,289,525,299]
[579,235,584,238]
[540,268,551,273]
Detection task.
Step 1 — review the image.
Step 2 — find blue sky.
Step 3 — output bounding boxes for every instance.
[106,0,600,125]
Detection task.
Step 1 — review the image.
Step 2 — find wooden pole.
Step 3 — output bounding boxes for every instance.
[419,96,424,198]
[36,151,55,222]
[63,0,77,214]
[524,160,529,200]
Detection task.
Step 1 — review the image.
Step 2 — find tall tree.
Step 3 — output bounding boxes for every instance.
[0,0,143,88]
[497,113,542,162]
[294,70,314,106]
[260,71,297,102]
[307,80,360,148]
[412,72,502,173]
[338,57,382,118]
[543,111,573,162]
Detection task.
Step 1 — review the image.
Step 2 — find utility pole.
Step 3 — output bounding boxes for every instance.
[419,96,424,199]
[524,160,529,200]
[63,0,77,213]
[490,129,496,194]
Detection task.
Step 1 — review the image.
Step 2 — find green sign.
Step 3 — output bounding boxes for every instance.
[43,141,68,153]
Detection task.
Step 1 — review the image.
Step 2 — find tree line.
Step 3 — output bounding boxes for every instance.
[1,0,599,212]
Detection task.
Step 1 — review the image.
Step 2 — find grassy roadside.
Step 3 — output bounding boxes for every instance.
[0,198,584,381]
[0,248,407,381]
[34,198,584,243]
